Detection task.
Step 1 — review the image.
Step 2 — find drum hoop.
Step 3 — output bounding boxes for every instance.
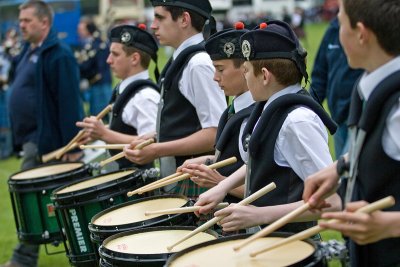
[8,162,89,185]
[99,226,218,262]
[51,168,142,202]
[165,231,321,267]
[8,163,91,193]
[89,194,190,232]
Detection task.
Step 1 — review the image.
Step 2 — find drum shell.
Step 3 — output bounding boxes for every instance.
[99,226,218,267]
[166,232,327,267]
[88,194,195,246]
[8,162,91,244]
[52,168,145,267]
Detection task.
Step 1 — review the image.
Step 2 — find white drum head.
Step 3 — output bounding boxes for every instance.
[168,237,315,267]
[11,163,84,180]
[105,229,216,254]
[93,197,188,226]
[55,170,136,194]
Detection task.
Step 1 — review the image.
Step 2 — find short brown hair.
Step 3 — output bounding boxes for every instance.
[343,0,400,56]
[19,0,54,26]
[165,6,206,32]
[123,47,151,69]
[232,58,244,69]
[251,58,303,86]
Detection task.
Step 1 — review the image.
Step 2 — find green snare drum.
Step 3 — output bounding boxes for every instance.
[8,162,91,244]
[52,168,146,267]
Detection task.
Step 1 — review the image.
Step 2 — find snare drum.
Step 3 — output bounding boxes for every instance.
[99,226,218,267]
[52,168,145,266]
[89,194,195,248]
[166,232,327,267]
[8,162,91,244]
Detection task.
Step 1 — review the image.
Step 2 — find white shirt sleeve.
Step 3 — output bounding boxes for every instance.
[179,52,227,128]
[383,96,400,160]
[122,87,160,136]
[275,107,333,180]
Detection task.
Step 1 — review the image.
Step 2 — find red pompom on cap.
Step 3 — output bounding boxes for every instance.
[259,22,268,29]
[138,23,147,30]
[234,21,245,30]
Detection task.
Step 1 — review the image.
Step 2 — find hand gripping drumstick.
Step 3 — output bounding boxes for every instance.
[80,144,128,150]
[249,196,395,258]
[41,104,113,162]
[233,202,311,251]
[144,202,230,216]
[99,138,154,168]
[55,104,113,159]
[136,157,238,195]
[166,182,277,252]
[127,172,183,197]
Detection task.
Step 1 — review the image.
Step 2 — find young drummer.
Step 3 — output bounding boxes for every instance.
[76,24,160,169]
[124,0,227,198]
[303,0,400,266]
[177,22,255,201]
[193,20,341,233]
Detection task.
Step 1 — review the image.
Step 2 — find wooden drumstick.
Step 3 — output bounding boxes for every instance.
[99,138,154,168]
[137,157,238,195]
[145,202,230,216]
[80,144,128,150]
[54,104,113,160]
[166,182,277,252]
[127,172,183,197]
[233,202,311,251]
[249,196,395,258]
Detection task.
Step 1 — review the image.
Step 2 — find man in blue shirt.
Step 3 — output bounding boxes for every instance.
[3,1,83,267]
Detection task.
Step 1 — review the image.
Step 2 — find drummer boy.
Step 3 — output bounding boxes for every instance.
[303,0,400,266]
[177,22,255,203]
[192,20,341,233]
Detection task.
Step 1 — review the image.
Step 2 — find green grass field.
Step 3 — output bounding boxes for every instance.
[0,21,344,266]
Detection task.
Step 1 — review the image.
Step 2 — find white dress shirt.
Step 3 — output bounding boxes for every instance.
[358,56,400,160]
[259,84,333,180]
[119,70,160,136]
[173,33,227,128]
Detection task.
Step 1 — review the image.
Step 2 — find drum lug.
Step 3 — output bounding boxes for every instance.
[109,198,114,203]
[42,189,46,195]
[42,230,50,239]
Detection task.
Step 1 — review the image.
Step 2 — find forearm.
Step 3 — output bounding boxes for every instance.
[218,165,246,194]
[100,129,139,144]
[228,185,245,199]
[155,128,217,157]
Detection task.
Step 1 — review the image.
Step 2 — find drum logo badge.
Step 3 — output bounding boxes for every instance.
[242,40,251,61]
[47,204,56,217]
[223,42,235,58]
[121,32,131,44]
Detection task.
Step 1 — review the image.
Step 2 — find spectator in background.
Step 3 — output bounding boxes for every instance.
[291,7,307,45]
[2,1,83,266]
[76,17,112,117]
[310,17,363,158]
[0,41,12,159]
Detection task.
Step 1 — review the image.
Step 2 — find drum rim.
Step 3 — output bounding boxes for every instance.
[99,226,218,263]
[51,168,141,200]
[165,231,323,267]
[8,162,88,185]
[88,194,191,232]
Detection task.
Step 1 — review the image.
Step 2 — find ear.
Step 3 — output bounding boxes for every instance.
[356,21,369,46]
[180,11,191,28]
[261,67,271,86]
[130,52,140,66]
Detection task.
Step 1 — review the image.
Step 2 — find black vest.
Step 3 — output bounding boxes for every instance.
[215,103,254,203]
[158,43,212,167]
[109,79,159,169]
[243,90,337,233]
[347,71,400,267]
